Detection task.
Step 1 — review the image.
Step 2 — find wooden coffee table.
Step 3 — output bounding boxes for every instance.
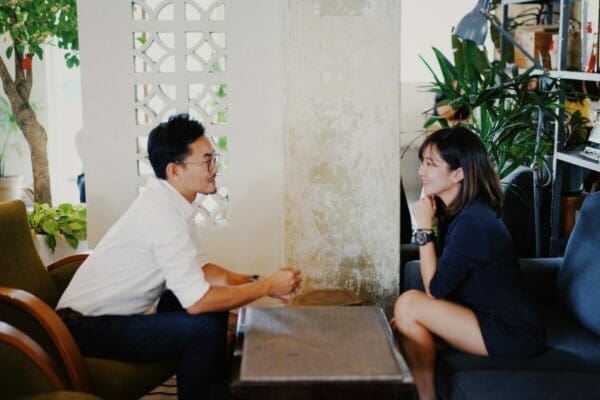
[230,306,414,400]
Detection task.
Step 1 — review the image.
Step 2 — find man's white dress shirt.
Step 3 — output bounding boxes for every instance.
[57,177,211,316]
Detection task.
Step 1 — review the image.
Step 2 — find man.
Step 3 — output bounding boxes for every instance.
[57,114,301,399]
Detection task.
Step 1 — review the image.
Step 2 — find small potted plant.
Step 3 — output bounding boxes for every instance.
[0,97,23,202]
[27,202,88,266]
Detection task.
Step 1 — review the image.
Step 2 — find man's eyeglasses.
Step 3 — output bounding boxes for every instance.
[179,153,220,170]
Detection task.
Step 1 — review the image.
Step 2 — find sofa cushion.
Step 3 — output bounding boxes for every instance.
[518,258,562,306]
[557,192,600,336]
[501,166,536,258]
[85,357,176,400]
[448,370,600,400]
[438,306,600,374]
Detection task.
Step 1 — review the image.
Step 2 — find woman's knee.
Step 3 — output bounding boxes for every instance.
[394,290,427,330]
[395,290,425,313]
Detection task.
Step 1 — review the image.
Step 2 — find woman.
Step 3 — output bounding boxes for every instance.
[393,127,544,400]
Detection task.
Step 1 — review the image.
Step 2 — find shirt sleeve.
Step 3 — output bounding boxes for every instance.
[139,207,211,308]
[429,214,490,299]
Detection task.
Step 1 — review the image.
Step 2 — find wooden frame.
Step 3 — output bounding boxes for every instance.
[0,285,92,391]
[0,320,68,390]
[47,253,90,272]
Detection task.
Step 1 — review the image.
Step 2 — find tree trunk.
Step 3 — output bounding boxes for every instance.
[0,47,52,205]
[13,103,52,205]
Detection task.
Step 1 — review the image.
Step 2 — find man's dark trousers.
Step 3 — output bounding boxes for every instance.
[60,291,228,400]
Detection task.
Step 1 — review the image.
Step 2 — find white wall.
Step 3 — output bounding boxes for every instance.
[77,1,286,277]
[45,46,84,205]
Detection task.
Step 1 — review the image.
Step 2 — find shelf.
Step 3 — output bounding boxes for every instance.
[556,150,600,173]
[548,70,600,82]
[501,0,559,4]
[504,68,600,82]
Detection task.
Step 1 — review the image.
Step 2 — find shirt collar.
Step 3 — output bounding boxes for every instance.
[144,176,197,219]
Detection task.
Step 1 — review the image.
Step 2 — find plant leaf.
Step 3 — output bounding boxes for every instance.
[65,236,79,249]
[45,234,57,253]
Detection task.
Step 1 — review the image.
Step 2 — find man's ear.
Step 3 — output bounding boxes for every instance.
[165,162,180,180]
[452,167,464,183]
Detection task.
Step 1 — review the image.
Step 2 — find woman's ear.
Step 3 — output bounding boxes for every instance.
[452,167,464,183]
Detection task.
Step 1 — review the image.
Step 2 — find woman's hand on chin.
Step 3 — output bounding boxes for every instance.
[412,195,436,229]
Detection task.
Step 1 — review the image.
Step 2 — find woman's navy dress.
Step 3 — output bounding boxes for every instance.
[429,200,545,357]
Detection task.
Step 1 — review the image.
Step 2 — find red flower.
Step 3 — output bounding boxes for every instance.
[22,56,32,71]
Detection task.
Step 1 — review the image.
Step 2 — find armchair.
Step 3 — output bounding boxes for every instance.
[0,200,176,399]
[0,320,100,399]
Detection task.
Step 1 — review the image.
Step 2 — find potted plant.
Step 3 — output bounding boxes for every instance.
[0,97,23,202]
[27,202,87,266]
[422,39,568,180]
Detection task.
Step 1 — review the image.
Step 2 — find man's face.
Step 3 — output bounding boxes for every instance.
[174,136,218,201]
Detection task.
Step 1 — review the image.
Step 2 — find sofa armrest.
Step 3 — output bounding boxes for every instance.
[401,260,425,293]
[518,257,562,306]
[0,320,69,391]
[47,254,88,295]
[400,244,420,290]
[0,287,92,391]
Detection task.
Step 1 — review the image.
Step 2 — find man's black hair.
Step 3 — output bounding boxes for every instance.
[147,114,205,179]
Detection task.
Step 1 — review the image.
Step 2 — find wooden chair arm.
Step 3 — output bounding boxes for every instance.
[0,287,92,392]
[0,320,68,390]
[47,253,89,295]
[47,253,90,272]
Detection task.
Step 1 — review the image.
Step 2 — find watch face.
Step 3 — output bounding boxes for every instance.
[414,230,433,246]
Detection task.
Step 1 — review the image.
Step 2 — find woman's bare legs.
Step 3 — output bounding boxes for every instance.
[393,290,488,400]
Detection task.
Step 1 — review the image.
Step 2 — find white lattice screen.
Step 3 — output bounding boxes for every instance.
[130,0,229,225]
[79,0,284,275]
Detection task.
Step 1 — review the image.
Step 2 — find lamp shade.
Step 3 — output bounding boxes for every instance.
[454,0,491,45]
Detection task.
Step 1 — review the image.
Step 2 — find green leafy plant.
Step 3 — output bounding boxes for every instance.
[422,39,570,179]
[27,202,87,252]
[563,109,591,150]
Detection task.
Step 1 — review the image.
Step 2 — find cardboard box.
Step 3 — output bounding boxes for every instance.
[515,26,558,69]
[549,31,581,70]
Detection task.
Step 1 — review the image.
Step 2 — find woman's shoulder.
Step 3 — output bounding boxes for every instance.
[448,201,496,231]
[459,199,497,218]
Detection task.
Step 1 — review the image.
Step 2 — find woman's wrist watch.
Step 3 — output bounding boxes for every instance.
[414,229,436,246]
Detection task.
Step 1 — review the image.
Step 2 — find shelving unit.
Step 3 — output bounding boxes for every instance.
[550,0,600,255]
[556,150,600,171]
[501,0,599,255]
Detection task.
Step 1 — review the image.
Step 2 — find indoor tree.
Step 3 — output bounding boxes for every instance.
[0,0,79,204]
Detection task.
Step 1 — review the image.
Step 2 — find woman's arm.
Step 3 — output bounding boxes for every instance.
[412,196,438,296]
[418,242,437,296]
[429,215,490,298]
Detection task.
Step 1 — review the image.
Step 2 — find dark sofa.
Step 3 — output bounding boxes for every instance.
[402,191,600,400]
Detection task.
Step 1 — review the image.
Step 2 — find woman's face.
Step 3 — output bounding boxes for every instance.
[418,144,463,206]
